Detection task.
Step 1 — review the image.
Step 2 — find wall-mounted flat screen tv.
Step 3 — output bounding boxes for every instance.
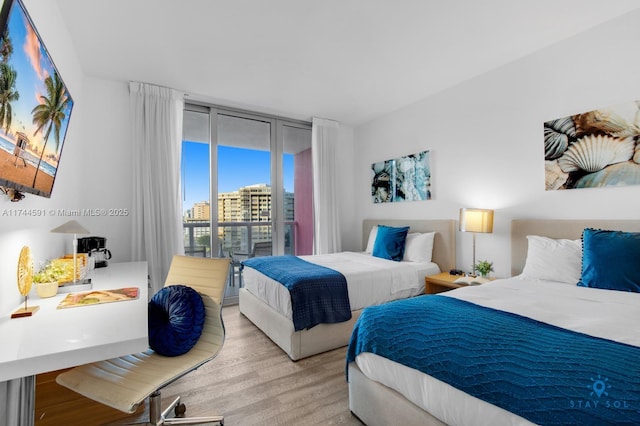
[0,0,73,198]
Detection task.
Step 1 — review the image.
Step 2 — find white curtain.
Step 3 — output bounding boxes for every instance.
[0,377,35,426]
[130,82,184,294]
[312,117,342,254]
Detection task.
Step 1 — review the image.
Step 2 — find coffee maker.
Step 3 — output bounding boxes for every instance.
[77,236,112,268]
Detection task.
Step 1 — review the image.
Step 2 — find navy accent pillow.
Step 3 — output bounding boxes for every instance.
[372,225,410,261]
[148,285,206,356]
[577,228,640,293]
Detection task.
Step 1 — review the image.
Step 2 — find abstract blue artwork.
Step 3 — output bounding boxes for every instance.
[371,150,431,203]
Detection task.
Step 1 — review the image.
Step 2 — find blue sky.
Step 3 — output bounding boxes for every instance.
[182,141,294,211]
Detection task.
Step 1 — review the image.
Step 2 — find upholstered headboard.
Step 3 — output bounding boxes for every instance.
[362,219,456,272]
[511,219,640,277]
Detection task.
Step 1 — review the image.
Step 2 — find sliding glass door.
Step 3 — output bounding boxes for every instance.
[182,104,312,303]
[216,112,273,259]
[182,108,211,258]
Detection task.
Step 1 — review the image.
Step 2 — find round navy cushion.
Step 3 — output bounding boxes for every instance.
[148,285,206,357]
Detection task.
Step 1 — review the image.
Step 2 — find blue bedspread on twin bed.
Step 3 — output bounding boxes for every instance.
[243,255,351,331]
[346,295,640,425]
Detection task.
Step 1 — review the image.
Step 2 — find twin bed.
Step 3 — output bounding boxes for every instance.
[238,219,456,361]
[347,219,640,425]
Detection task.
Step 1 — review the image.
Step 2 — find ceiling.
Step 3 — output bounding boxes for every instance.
[55,0,639,126]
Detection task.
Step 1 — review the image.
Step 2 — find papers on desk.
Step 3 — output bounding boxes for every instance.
[57,287,139,309]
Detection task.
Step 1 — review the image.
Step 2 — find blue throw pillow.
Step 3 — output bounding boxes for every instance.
[372,225,410,261]
[577,228,640,293]
[148,285,206,356]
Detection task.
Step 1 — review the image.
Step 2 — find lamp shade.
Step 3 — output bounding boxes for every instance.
[50,220,90,235]
[459,208,494,233]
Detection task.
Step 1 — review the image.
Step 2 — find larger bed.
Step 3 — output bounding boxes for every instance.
[238,219,456,360]
[347,219,640,426]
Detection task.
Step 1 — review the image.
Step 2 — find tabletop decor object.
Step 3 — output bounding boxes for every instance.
[35,281,58,298]
[11,245,39,318]
[32,260,65,298]
[50,220,92,291]
[474,260,494,278]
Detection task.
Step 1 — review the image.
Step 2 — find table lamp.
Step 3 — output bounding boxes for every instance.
[459,208,494,275]
[50,220,90,286]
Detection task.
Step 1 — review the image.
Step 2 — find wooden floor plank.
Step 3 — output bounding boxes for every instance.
[35,304,364,426]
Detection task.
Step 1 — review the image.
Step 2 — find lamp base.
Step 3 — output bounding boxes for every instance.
[57,278,92,294]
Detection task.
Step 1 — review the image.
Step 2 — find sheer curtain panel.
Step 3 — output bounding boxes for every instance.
[0,377,34,426]
[130,82,185,293]
[312,117,342,254]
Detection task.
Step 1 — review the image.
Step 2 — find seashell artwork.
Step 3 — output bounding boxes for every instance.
[543,117,576,160]
[575,110,631,136]
[544,127,569,160]
[634,142,640,164]
[546,117,577,137]
[557,135,634,173]
[544,100,640,190]
[545,160,569,191]
[575,162,640,188]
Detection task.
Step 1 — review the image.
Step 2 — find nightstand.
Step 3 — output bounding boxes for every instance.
[424,272,494,294]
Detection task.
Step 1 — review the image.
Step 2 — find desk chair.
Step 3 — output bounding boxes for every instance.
[56,255,230,425]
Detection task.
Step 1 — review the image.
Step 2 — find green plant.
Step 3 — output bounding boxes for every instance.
[474,260,494,277]
[196,234,211,248]
[32,261,66,284]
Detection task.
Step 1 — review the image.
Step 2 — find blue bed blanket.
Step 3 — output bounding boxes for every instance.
[346,295,640,425]
[243,255,351,331]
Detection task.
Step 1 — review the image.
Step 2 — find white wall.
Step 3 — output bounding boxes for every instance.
[0,0,85,316]
[71,77,133,264]
[352,10,640,278]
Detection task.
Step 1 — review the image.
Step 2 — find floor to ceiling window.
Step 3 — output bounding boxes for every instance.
[182,104,312,303]
[182,108,211,258]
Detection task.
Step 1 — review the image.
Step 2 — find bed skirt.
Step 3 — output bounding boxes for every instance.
[239,288,362,360]
[348,362,445,426]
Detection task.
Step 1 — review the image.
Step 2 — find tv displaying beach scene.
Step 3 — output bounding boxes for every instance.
[0,0,73,198]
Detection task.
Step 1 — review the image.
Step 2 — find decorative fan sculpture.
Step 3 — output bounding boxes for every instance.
[11,245,39,318]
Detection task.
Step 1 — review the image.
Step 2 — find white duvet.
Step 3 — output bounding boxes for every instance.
[355,276,640,426]
[242,251,439,319]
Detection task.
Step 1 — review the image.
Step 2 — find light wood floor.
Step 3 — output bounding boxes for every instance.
[35,304,364,426]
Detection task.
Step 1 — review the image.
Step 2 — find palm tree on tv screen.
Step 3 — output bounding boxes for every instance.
[0,29,13,62]
[0,30,18,134]
[0,61,19,133]
[31,72,70,187]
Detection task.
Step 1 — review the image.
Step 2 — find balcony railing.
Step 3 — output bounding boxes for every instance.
[183,221,296,258]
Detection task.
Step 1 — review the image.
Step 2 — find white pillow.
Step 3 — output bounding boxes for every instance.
[403,232,435,263]
[521,235,582,284]
[365,226,378,253]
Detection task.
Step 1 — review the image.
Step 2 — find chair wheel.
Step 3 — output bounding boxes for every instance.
[175,402,186,417]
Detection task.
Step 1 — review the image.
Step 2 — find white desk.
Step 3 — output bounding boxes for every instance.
[0,261,148,381]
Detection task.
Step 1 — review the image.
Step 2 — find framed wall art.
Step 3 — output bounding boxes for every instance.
[371,150,431,203]
[544,100,640,191]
